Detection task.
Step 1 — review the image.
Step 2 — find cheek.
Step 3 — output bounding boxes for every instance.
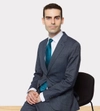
[57,23,62,28]
[44,22,50,27]
[45,25,50,31]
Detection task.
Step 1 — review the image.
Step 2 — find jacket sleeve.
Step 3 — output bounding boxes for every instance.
[29,43,43,90]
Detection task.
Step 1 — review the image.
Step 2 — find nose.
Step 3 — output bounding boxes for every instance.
[51,18,55,24]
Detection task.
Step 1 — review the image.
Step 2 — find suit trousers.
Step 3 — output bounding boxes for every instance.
[20,101,56,111]
[20,101,78,111]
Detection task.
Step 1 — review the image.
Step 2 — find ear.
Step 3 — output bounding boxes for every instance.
[61,17,64,24]
[42,18,45,24]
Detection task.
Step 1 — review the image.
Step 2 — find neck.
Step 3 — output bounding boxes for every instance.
[49,30,61,38]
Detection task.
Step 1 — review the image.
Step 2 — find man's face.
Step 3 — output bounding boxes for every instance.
[42,9,64,37]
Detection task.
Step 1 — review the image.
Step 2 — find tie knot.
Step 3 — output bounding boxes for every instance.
[48,38,53,44]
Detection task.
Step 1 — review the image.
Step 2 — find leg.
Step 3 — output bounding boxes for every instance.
[20,101,37,111]
[36,102,55,111]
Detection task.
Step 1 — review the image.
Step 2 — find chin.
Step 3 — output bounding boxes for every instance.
[49,30,58,34]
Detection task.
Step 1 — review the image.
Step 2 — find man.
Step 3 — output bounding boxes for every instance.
[21,3,81,111]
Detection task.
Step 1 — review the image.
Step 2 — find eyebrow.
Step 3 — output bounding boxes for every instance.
[45,15,61,18]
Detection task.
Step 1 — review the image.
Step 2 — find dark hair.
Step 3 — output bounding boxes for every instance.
[43,3,63,18]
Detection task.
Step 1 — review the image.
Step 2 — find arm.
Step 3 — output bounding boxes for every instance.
[26,43,44,104]
[28,43,43,90]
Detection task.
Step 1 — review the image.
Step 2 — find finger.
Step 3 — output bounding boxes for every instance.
[33,92,39,98]
[28,93,38,103]
[26,95,36,105]
[28,93,37,102]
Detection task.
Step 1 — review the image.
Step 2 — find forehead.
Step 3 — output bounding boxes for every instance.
[44,9,61,17]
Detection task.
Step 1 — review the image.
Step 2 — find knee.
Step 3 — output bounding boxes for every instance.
[20,102,35,111]
[20,103,27,111]
[20,106,24,111]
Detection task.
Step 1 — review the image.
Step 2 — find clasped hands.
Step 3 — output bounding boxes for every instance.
[26,90,41,105]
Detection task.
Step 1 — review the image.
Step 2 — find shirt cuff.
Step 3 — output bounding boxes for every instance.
[40,92,45,102]
[27,88,37,93]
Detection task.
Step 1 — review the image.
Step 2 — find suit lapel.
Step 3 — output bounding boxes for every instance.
[48,33,68,72]
[40,39,48,74]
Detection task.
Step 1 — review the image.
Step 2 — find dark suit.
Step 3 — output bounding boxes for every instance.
[21,32,81,111]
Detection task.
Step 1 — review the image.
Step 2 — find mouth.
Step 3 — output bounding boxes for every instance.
[49,26,57,29]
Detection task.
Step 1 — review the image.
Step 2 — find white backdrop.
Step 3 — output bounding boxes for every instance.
[0,0,100,106]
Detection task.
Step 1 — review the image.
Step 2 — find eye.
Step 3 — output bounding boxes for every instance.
[55,16,60,20]
[46,17,51,20]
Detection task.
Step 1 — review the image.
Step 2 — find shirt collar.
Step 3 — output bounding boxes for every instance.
[48,31,63,43]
